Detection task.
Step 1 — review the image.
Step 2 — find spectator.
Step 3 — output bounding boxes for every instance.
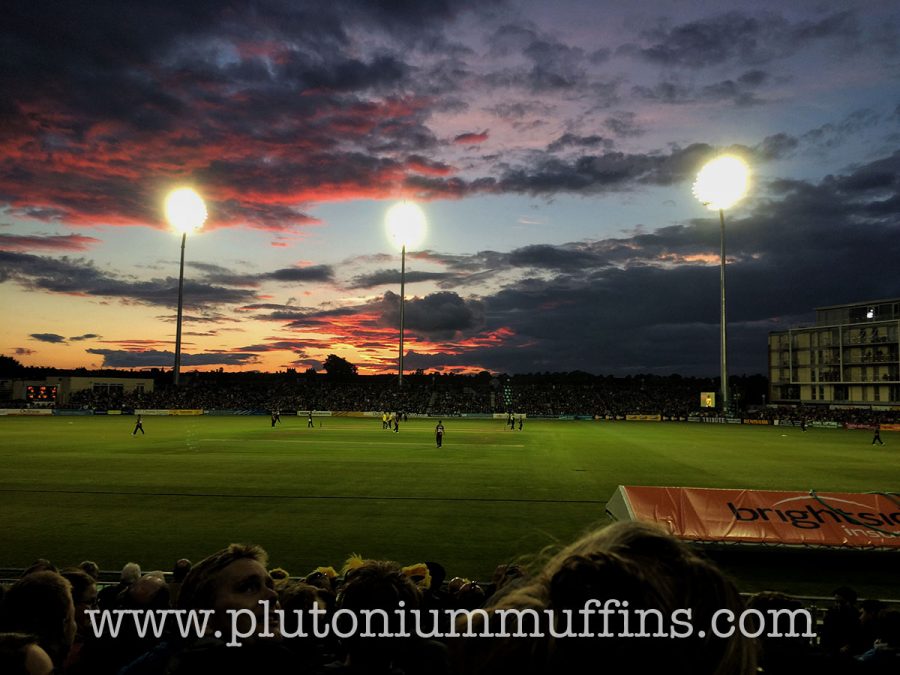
[856,608,900,673]
[59,569,97,670]
[98,561,141,610]
[168,558,192,607]
[451,521,756,675]
[328,559,450,675]
[0,633,55,675]
[0,571,77,669]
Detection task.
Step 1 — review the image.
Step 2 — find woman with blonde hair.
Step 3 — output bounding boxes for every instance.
[452,521,756,675]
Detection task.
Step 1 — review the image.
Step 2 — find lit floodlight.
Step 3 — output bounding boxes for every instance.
[692,155,749,211]
[385,201,426,250]
[165,187,208,234]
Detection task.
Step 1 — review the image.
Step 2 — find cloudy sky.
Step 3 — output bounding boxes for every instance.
[2,0,898,376]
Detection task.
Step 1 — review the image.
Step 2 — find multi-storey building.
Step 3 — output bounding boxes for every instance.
[768,299,900,406]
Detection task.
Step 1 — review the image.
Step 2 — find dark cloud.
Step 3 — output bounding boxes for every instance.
[484,100,555,120]
[483,22,596,94]
[546,134,613,153]
[753,133,800,161]
[30,333,67,344]
[632,70,769,107]
[69,333,100,342]
[380,291,486,338]
[508,244,604,270]
[603,112,644,138]
[0,252,258,308]
[347,269,456,289]
[86,348,259,368]
[188,262,334,286]
[0,233,102,252]
[262,265,335,283]
[628,10,859,68]
[14,347,36,356]
[801,109,882,151]
[235,340,310,352]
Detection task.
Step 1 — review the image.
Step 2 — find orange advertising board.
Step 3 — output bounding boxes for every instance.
[607,486,900,549]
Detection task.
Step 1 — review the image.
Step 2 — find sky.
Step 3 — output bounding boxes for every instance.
[1,0,899,377]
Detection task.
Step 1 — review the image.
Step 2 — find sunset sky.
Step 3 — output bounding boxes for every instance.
[2,0,898,376]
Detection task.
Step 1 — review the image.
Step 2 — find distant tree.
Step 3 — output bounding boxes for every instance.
[322,354,357,379]
[0,355,25,376]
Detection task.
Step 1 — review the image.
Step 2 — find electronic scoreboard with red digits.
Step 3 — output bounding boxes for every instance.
[26,385,57,402]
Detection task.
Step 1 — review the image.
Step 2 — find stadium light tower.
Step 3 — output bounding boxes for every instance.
[164,187,207,387]
[693,155,749,414]
[385,201,427,387]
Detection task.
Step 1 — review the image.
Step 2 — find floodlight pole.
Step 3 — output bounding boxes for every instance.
[174,232,187,387]
[399,244,406,387]
[719,208,728,414]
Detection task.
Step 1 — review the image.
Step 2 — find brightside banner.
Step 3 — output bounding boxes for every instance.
[606,486,900,549]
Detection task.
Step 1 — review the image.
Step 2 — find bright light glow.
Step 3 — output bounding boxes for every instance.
[385,201,426,249]
[692,155,750,211]
[165,188,207,234]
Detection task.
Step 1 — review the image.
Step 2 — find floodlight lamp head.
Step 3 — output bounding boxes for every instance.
[692,155,750,211]
[165,187,207,234]
[385,201,426,250]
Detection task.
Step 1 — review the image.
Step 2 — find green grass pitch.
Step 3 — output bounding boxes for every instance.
[1,416,897,597]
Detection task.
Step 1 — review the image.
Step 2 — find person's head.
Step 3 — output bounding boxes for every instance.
[336,560,422,664]
[832,586,858,609]
[77,561,100,580]
[121,574,170,611]
[59,569,98,634]
[269,568,290,585]
[860,598,885,625]
[178,544,279,643]
[456,521,756,675]
[172,559,192,583]
[876,608,900,648]
[21,560,56,577]
[746,592,809,668]
[120,562,142,585]
[0,633,55,675]
[0,572,76,668]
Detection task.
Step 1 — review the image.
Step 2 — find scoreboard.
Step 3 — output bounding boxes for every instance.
[26,384,57,402]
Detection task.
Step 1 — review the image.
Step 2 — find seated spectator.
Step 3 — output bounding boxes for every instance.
[119,544,282,675]
[745,591,824,674]
[21,560,56,577]
[59,569,98,670]
[78,561,100,581]
[0,571,76,670]
[0,633,55,675]
[856,608,900,673]
[278,580,337,669]
[72,573,171,675]
[168,558,192,607]
[821,586,864,656]
[859,599,886,656]
[451,521,756,675]
[177,543,280,645]
[97,561,141,609]
[326,559,450,675]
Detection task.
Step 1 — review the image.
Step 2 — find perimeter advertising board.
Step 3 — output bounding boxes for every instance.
[607,485,900,549]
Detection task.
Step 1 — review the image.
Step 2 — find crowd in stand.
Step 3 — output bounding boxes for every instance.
[744,405,900,425]
[44,374,898,425]
[2,522,898,674]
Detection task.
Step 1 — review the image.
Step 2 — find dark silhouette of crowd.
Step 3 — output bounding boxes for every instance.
[3,523,898,674]
[44,371,898,426]
[51,372,751,418]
